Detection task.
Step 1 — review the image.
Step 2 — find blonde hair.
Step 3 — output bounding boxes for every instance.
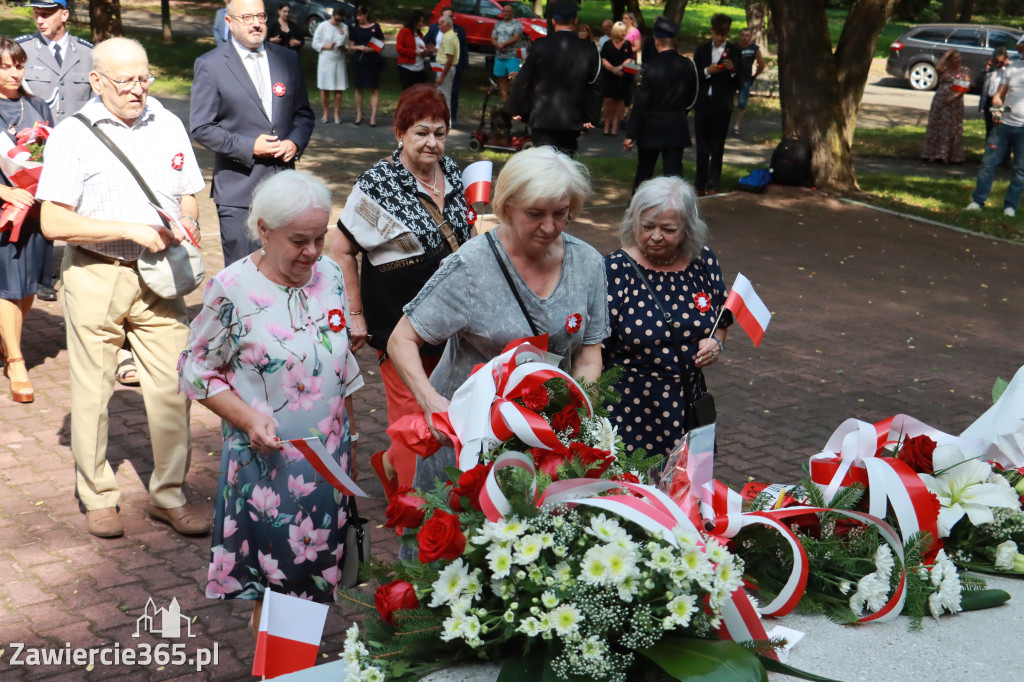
[610,21,627,41]
[493,147,591,226]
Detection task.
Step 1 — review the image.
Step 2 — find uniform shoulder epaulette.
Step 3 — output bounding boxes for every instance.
[72,36,94,48]
[14,34,35,43]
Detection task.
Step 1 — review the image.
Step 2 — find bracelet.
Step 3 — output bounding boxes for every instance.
[710,336,724,352]
[350,310,363,315]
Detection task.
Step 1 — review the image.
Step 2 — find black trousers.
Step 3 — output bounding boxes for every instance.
[694,109,730,191]
[398,66,426,91]
[531,128,581,156]
[633,147,684,193]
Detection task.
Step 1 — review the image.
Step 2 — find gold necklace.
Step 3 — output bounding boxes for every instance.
[642,248,680,267]
[0,98,25,136]
[410,163,441,197]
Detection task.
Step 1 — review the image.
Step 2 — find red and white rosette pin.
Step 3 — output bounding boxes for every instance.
[171,152,184,170]
[273,82,286,97]
[462,160,492,205]
[565,313,582,334]
[369,37,385,52]
[466,207,477,225]
[328,308,345,333]
[692,292,711,312]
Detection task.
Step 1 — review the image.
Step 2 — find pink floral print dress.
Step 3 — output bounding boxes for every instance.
[178,255,363,602]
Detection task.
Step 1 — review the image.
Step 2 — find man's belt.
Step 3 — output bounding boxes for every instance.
[77,247,138,269]
[376,244,449,273]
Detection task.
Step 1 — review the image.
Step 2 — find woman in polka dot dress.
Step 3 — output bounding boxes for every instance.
[602,176,731,457]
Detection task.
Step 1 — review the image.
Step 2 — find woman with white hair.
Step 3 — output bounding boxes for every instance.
[603,176,731,456]
[388,146,609,496]
[178,170,363,633]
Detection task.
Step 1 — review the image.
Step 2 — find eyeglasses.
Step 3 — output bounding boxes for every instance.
[100,72,156,93]
[229,12,269,24]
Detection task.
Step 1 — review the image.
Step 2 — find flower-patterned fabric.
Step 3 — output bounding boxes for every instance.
[178,255,363,602]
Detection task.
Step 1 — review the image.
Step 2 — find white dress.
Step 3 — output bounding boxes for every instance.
[313,21,349,91]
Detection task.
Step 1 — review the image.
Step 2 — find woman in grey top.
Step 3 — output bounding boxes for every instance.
[387,146,609,493]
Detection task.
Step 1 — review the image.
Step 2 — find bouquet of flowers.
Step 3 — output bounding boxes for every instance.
[340,340,821,682]
[0,121,51,241]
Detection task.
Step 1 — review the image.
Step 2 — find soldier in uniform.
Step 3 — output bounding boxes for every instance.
[508,0,600,156]
[17,0,93,301]
[624,17,697,193]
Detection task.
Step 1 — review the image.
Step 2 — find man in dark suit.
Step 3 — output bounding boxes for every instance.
[624,17,698,193]
[425,7,469,126]
[508,0,601,155]
[191,0,315,266]
[692,13,738,196]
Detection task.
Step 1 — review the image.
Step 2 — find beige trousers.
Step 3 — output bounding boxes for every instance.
[61,246,192,511]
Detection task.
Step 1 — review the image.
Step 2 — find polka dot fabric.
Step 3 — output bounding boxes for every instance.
[602,247,729,458]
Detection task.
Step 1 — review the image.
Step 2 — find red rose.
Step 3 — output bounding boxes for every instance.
[385,486,427,535]
[569,442,614,478]
[449,463,492,512]
[418,509,467,564]
[522,384,549,411]
[898,434,937,474]
[612,472,640,485]
[532,447,567,480]
[551,405,580,438]
[374,579,419,625]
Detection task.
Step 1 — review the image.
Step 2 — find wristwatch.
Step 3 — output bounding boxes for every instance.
[181,215,200,230]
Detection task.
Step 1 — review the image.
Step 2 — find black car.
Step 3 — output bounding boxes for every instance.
[886,23,1022,91]
[267,0,355,38]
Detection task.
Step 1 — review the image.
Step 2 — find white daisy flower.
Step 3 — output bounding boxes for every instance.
[550,603,582,636]
[430,558,470,607]
[514,533,545,565]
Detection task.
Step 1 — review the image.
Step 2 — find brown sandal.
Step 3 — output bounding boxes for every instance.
[5,357,33,403]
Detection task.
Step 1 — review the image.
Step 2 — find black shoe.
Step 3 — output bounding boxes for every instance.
[37,285,57,301]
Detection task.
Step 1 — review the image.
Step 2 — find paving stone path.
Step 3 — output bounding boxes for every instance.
[0,94,1021,680]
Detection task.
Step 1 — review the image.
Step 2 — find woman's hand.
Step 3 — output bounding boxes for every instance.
[421,391,452,446]
[695,336,722,369]
[0,186,35,210]
[348,313,368,352]
[243,411,282,454]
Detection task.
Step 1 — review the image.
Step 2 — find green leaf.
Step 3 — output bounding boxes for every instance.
[757,654,841,682]
[959,588,1012,611]
[992,377,1009,404]
[496,650,566,682]
[640,636,767,682]
[312,576,330,593]
[264,358,287,374]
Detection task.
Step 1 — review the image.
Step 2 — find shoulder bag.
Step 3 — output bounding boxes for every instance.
[486,230,540,337]
[619,250,716,429]
[340,496,371,587]
[73,114,205,299]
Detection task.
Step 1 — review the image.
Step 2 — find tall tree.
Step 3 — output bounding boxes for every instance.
[662,0,689,26]
[768,0,895,190]
[745,0,769,51]
[161,0,172,43]
[89,0,123,42]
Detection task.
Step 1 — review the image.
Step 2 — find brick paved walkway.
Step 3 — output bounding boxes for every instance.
[1,102,1022,680]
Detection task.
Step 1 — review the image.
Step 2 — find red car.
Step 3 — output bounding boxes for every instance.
[430,0,548,51]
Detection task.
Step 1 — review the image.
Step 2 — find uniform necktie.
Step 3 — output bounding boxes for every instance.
[246,50,271,118]
[54,44,63,67]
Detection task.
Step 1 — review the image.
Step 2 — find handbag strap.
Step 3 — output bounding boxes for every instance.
[619,249,681,344]
[486,230,540,337]
[72,113,172,232]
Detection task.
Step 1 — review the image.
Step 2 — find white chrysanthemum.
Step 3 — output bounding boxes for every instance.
[440,614,464,642]
[666,594,697,627]
[465,569,483,599]
[938,574,962,614]
[928,591,945,620]
[849,572,888,615]
[713,558,744,596]
[553,561,573,585]
[995,540,1019,570]
[487,545,514,579]
[586,513,628,544]
[485,517,528,542]
[503,608,516,623]
[617,573,640,602]
[673,527,701,549]
[593,416,619,453]
[539,532,556,548]
[706,541,730,564]
[430,558,470,607]
[541,591,559,608]
[873,545,895,580]
[838,580,851,595]
[362,668,385,682]
[646,545,675,571]
[462,614,482,639]
[549,603,582,636]
[604,542,639,583]
[580,635,606,661]
[517,617,543,637]
[580,544,611,585]
[514,533,545,565]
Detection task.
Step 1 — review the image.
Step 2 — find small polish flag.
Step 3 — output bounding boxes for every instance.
[462,160,492,205]
[622,61,640,75]
[285,437,368,497]
[516,46,528,60]
[369,37,385,52]
[252,590,328,679]
[723,273,771,347]
[431,62,445,74]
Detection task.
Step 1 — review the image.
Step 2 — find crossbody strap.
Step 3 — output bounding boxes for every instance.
[72,113,172,231]
[486,230,540,337]
[619,249,681,345]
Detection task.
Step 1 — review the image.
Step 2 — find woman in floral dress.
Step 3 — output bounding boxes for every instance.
[921,49,968,164]
[178,171,362,635]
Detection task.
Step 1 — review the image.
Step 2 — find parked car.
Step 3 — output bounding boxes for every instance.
[267,0,355,38]
[886,23,1023,92]
[429,0,547,52]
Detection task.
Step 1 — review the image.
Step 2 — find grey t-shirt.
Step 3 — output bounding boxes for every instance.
[404,230,610,490]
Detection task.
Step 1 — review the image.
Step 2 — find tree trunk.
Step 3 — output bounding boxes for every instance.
[768,0,895,190]
[663,0,688,26]
[611,0,626,22]
[940,0,959,21]
[161,0,172,44]
[89,0,123,42]
[534,0,544,17]
[625,0,647,32]
[745,0,769,54]
[957,0,974,22]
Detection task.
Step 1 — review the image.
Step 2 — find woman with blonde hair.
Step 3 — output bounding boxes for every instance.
[600,21,635,136]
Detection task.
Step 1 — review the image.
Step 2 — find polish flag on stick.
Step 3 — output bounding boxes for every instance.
[252,590,329,679]
[462,160,493,205]
[431,62,445,74]
[622,61,640,75]
[720,273,771,347]
[369,37,385,52]
[284,437,368,497]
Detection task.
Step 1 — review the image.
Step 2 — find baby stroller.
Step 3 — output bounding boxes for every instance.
[468,80,533,153]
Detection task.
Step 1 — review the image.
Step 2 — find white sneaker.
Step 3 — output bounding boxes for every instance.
[966,201,982,211]
[1005,207,1017,218]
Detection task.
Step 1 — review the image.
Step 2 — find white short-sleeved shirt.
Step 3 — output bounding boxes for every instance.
[36,96,205,261]
[1001,61,1024,127]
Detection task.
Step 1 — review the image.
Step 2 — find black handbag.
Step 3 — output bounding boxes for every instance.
[340,497,371,587]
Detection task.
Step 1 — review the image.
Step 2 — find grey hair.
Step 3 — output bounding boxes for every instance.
[438,16,453,29]
[619,176,707,260]
[247,170,332,236]
[493,146,591,226]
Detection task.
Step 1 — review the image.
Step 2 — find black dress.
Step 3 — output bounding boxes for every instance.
[0,95,53,301]
[600,40,635,101]
[267,20,304,52]
[350,22,385,89]
[602,247,730,456]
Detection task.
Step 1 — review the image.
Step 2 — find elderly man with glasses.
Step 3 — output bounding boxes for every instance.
[36,37,209,540]
[190,0,315,266]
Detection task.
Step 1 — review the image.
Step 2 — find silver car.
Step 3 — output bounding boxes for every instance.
[886,23,1022,91]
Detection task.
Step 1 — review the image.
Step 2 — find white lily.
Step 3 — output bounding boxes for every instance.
[919,445,1021,537]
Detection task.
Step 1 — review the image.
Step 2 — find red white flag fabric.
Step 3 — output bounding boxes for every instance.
[516,46,528,60]
[723,273,771,347]
[622,61,640,75]
[369,37,385,52]
[252,590,329,678]
[285,437,368,497]
[431,62,444,74]
[462,160,493,205]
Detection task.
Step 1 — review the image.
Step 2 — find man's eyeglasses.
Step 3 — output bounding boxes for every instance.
[229,12,269,25]
[100,73,156,93]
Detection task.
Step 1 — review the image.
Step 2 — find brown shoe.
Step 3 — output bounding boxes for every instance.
[148,504,212,536]
[86,507,124,538]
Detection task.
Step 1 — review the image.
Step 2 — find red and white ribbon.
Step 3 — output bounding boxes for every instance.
[286,438,367,497]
